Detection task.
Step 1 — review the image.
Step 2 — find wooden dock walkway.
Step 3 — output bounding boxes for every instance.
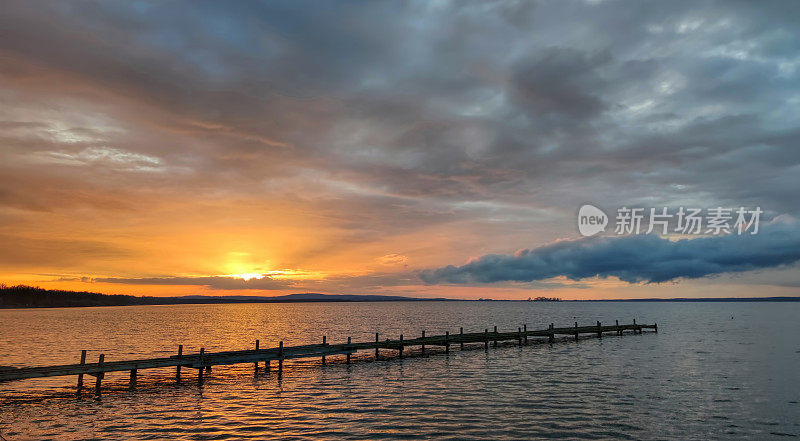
[0,320,656,394]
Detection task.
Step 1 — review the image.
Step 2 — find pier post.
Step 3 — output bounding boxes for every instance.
[493,326,498,348]
[375,333,379,359]
[77,349,86,393]
[129,369,137,388]
[633,318,639,334]
[399,334,404,359]
[176,345,183,383]
[421,330,426,356]
[346,337,352,364]
[322,336,326,365]
[549,323,554,344]
[616,320,621,335]
[597,321,602,338]
[460,327,464,350]
[198,347,205,383]
[278,341,284,375]
[254,340,260,372]
[445,331,450,354]
[523,324,528,345]
[95,354,104,394]
[655,323,658,333]
[484,329,489,351]
[574,322,578,342]
[518,327,522,347]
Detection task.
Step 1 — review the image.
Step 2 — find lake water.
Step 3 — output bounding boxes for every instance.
[0,301,798,440]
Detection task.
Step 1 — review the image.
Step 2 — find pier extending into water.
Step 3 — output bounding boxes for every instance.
[0,320,656,394]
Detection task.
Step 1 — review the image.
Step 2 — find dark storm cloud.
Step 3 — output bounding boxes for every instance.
[420,219,800,285]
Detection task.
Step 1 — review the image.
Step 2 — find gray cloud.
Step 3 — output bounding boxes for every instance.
[420,218,800,285]
[93,271,421,293]
[510,47,611,122]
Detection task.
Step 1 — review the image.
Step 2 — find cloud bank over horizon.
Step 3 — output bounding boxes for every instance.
[421,218,800,285]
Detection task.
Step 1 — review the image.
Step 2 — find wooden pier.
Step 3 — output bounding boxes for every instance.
[0,320,656,394]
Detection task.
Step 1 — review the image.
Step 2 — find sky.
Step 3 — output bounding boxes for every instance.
[1,0,800,299]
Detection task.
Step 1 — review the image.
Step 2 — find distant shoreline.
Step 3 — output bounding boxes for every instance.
[2,285,799,309]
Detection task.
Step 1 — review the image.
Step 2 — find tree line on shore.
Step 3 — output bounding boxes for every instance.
[0,284,171,308]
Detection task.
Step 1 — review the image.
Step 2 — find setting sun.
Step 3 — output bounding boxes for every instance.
[228,273,264,281]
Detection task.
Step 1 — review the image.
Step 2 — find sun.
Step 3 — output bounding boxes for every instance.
[228,273,264,281]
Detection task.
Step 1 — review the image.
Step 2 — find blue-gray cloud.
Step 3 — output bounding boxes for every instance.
[420,219,800,284]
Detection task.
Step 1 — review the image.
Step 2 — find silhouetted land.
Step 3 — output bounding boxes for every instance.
[1,285,797,309]
[0,285,450,309]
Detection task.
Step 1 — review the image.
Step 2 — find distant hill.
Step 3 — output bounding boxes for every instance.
[0,285,450,308]
[177,293,444,302]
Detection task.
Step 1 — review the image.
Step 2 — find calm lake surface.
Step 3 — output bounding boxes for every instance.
[0,301,798,440]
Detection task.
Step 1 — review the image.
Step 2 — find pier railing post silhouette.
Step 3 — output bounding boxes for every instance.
[176,345,183,382]
[197,347,205,383]
[94,354,104,394]
[322,336,326,366]
[76,349,86,393]
[399,334,404,359]
[278,341,284,376]
[254,340,260,372]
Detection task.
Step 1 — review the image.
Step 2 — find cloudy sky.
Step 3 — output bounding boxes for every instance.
[2,0,799,299]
